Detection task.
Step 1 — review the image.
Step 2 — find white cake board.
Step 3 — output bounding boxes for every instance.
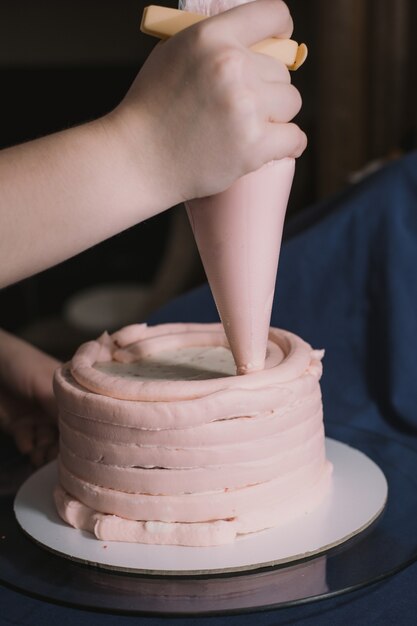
[14,439,387,576]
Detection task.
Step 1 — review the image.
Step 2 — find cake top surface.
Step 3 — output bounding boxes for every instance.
[60,323,323,403]
[95,346,236,382]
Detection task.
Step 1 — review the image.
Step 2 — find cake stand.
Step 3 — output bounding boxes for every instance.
[1,423,417,616]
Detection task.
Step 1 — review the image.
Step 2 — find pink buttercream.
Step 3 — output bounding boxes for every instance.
[69,323,317,401]
[58,408,323,467]
[54,323,332,546]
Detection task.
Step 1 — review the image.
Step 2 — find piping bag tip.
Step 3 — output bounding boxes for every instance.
[186,158,296,376]
[236,363,265,376]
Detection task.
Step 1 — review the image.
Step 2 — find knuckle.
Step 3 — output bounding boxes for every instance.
[276,1,293,33]
[230,90,256,118]
[243,120,263,149]
[287,84,302,116]
[189,20,218,50]
[238,144,261,173]
[225,90,260,139]
[211,48,245,85]
[276,62,291,84]
[290,125,307,153]
[280,1,292,21]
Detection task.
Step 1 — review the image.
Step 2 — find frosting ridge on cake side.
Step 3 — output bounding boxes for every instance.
[54,323,332,546]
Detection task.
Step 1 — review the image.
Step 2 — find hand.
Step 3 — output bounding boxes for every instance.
[0,0,306,288]
[107,0,306,205]
[0,330,60,467]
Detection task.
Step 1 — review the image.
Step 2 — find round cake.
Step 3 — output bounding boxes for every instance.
[53,323,332,546]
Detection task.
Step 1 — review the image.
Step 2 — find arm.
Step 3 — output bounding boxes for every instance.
[0,0,306,287]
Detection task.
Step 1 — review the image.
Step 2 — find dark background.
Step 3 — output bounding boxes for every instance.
[0,0,416,355]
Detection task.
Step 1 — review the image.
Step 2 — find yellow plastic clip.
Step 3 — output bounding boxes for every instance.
[141,5,308,70]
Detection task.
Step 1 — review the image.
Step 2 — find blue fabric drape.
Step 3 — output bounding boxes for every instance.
[151,151,417,443]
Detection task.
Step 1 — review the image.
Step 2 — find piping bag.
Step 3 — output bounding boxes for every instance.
[141,2,307,375]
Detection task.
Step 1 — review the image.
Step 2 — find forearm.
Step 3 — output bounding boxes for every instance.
[0,115,168,287]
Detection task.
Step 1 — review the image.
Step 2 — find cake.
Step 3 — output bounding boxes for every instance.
[53,322,332,546]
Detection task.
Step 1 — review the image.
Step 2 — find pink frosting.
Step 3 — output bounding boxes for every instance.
[54,323,332,546]
[68,323,320,401]
[54,462,331,547]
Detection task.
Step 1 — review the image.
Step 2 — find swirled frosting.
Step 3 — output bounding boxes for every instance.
[54,323,332,546]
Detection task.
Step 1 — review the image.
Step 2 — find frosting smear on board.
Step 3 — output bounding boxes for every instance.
[54,323,332,547]
[182,0,296,374]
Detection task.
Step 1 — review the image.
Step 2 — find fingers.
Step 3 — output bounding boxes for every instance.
[262,122,307,161]
[38,393,58,421]
[29,422,58,467]
[34,420,57,448]
[7,408,59,467]
[252,53,290,84]
[261,82,302,123]
[9,416,36,455]
[209,0,293,46]
[0,329,60,403]
[30,413,58,466]
[30,442,57,468]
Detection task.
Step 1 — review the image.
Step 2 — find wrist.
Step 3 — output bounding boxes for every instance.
[100,105,184,218]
